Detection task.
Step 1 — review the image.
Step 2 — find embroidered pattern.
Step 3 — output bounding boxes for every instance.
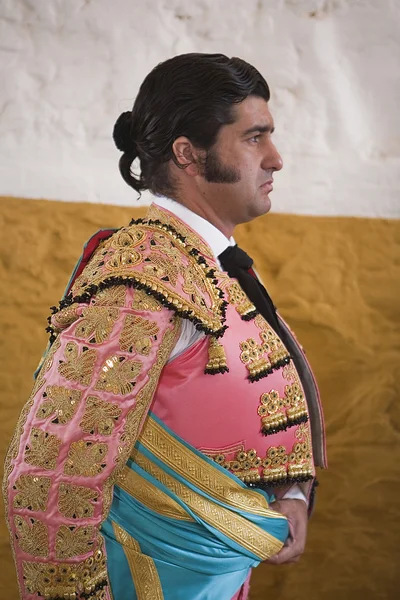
[227,282,257,320]
[24,428,61,471]
[58,342,97,386]
[35,385,82,425]
[65,217,227,339]
[58,483,98,519]
[205,337,229,374]
[92,285,127,307]
[75,306,119,344]
[258,383,308,435]
[51,303,79,332]
[80,396,122,435]
[63,440,108,477]
[112,521,164,600]
[131,288,162,312]
[239,314,291,382]
[14,516,49,557]
[207,424,314,487]
[55,525,95,559]
[13,475,51,512]
[95,355,142,395]
[143,252,180,286]
[23,547,108,598]
[110,227,146,250]
[119,315,160,356]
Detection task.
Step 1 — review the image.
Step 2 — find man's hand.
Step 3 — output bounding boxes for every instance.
[266,498,308,565]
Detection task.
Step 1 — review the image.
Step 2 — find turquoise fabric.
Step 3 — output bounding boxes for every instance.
[101,413,289,600]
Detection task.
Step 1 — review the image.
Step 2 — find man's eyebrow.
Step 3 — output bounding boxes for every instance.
[241,124,275,136]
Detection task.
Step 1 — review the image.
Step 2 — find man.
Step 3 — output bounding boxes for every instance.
[3,53,326,600]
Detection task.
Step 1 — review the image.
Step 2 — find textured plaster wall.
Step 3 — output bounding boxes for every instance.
[0,0,400,217]
[0,197,399,599]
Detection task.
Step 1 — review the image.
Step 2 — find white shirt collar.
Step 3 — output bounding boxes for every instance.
[153,196,235,259]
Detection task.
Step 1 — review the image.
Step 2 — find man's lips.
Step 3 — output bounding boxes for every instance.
[260,179,273,191]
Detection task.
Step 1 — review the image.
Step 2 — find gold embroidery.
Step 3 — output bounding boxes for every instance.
[227,282,257,319]
[70,217,226,338]
[63,440,108,477]
[58,342,97,386]
[209,424,314,486]
[112,521,164,600]
[239,314,291,381]
[24,428,61,470]
[117,467,193,522]
[14,516,49,557]
[205,337,229,374]
[95,355,142,395]
[23,546,108,598]
[75,306,119,344]
[133,452,283,560]
[55,525,95,559]
[13,475,51,512]
[111,227,146,249]
[131,288,162,312]
[51,303,80,332]
[135,415,281,519]
[92,285,127,307]
[119,315,160,356]
[35,385,82,424]
[213,448,262,485]
[80,396,122,435]
[258,383,308,434]
[143,252,179,286]
[58,483,98,519]
[2,337,60,598]
[147,204,212,257]
[32,337,62,398]
[102,320,181,520]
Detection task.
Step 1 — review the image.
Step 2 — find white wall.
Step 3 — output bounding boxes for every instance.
[0,0,399,218]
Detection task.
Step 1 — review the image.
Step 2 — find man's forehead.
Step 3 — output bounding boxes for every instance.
[233,96,274,131]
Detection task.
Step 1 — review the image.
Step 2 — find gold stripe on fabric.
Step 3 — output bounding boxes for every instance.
[117,466,194,522]
[134,415,283,520]
[112,521,164,600]
[130,452,284,560]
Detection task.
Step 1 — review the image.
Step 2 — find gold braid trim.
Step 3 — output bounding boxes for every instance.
[117,467,194,522]
[132,451,284,561]
[135,415,282,519]
[112,521,164,600]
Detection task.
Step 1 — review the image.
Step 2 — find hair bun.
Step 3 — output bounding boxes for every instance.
[113,111,137,153]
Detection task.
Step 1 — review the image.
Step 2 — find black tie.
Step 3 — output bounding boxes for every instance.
[218,244,282,335]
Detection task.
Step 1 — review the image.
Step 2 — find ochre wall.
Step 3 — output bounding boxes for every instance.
[1,197,399,599]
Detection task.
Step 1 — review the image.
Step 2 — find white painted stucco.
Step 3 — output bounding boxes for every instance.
[0,0,399,217]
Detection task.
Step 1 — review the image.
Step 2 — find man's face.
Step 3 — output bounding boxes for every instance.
[198,95,283,228]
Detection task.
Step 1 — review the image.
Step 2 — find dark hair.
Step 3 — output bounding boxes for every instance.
[113,53,270,197]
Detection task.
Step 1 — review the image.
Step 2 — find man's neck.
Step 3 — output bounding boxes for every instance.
[170,194,235,239]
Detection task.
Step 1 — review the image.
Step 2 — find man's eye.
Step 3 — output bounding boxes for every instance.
[250,135,261,143]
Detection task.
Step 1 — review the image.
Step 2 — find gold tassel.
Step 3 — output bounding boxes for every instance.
[205,337,229,374]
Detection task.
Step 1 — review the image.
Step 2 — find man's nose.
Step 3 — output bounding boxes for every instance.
[263,142,283,172]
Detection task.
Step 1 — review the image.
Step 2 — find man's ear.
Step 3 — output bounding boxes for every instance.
[172,136,205,177]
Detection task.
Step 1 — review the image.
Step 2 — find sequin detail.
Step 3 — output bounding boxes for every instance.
[258,383,308,435]
[95,355,142,395]
[35,385,82,425]
[131,288,162,312]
